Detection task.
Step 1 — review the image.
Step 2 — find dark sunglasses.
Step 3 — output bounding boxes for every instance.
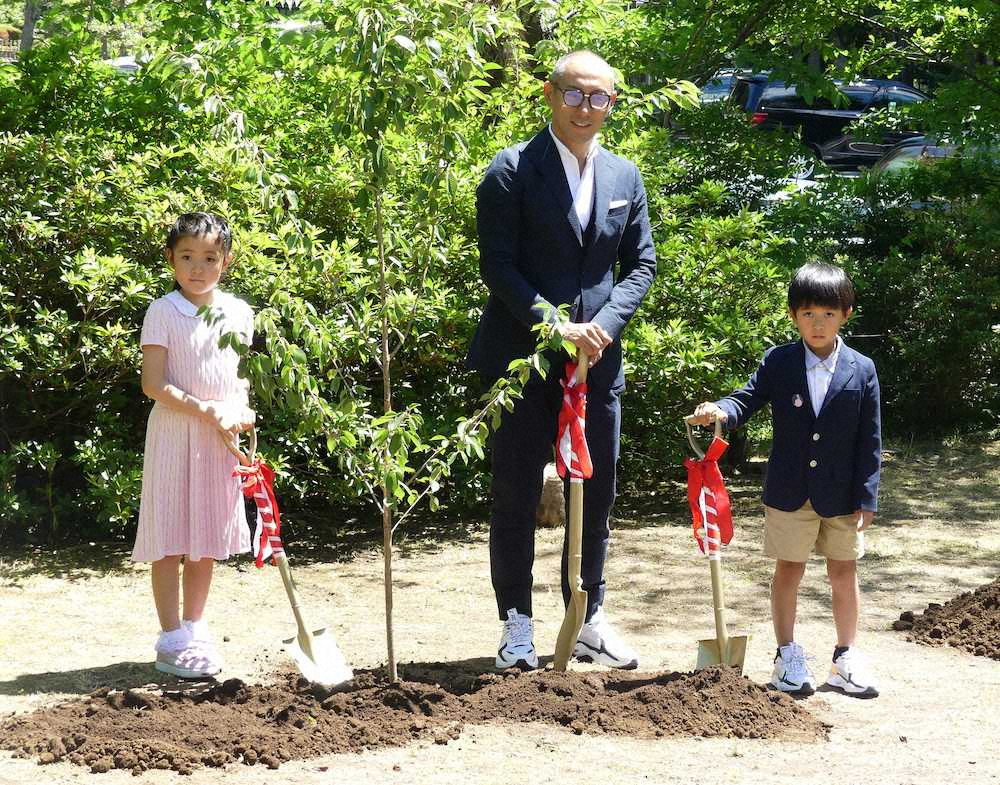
[555,85,614,112]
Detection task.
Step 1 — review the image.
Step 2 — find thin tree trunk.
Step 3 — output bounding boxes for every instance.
[21,0,42,53]
[375,188,398,683]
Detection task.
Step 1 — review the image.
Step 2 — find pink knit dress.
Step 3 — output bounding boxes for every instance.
[132,290,254,563]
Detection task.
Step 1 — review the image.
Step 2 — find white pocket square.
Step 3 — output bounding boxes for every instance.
[609,199,629,209]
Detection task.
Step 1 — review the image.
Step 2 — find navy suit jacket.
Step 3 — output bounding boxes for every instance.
[715,340,882,517]
[466,128,657,392]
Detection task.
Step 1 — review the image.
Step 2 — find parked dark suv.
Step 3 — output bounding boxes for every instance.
[731,75,929,170]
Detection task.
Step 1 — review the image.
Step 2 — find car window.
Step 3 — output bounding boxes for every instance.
[761,89,811,109]
[870,88,925,108]
[840,89,873,110]
[878,145,952,173]
[882,148,923,171]
[730,81,752,106]
[762,88,865,111]
[699,75,735,102]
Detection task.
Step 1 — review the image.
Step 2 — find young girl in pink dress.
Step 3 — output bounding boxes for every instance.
[134,212,255,678]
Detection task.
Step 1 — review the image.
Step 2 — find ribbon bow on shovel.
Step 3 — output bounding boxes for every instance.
[223,428,353,688]
[233,455,285,569]
[683,416,749,673]
[684,432,733,556]
[553,353,592,672]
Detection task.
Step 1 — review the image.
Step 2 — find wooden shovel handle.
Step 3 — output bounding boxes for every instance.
[683,415,722,460]
[574,350,589,383]
[552,348,590,672]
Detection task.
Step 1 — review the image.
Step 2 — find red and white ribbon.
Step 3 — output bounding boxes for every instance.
[556,361,593,481]
[233,459,285,568]
[684,436,734,559]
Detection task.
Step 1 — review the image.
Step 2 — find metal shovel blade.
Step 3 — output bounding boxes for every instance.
[694,548,749,674]
[283,627,354,688]
[696,634,750,673]
[275,556,354,688]
[553,574,587,671]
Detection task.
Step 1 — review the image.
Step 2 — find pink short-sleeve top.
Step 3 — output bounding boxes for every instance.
[140,290,253,406]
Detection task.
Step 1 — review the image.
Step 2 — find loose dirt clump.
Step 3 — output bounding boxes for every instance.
[1,665,826,775]
[893,576,1000,660]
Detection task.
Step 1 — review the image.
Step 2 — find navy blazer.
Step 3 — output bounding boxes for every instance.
[715,340,881,517]
[466,128,657,392]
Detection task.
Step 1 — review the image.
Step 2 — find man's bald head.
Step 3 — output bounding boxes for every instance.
[550,50,615,91]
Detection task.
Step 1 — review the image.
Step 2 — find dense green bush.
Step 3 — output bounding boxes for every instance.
[1,0,996,546]
[851,159,1000,431]
[762,156,1000,434]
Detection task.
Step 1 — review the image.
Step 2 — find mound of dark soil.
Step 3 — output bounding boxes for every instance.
[893,576,1000,660]
[1,664,827,775]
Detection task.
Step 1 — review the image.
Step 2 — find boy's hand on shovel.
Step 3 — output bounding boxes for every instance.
[689,402,728,426]
[855,510,874,531]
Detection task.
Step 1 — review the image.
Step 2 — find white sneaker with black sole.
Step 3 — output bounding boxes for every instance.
[770,641,817,695]
[495,608,538,670]
[573,608,639,669]
[826,647,879,698]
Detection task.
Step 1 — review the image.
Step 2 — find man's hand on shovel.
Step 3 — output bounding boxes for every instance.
[559,322,611,367]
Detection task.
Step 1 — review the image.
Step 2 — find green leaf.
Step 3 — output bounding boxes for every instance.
[393,35,416,54]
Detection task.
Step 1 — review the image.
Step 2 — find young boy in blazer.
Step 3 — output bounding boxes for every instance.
[691,262,881,698]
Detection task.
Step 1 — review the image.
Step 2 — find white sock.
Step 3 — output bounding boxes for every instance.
[157,626,190,651]
[183,618,210,641]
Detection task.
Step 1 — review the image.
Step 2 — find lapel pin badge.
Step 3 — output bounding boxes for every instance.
[792,394,804,408]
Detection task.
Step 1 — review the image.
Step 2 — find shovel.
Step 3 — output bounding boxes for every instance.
[223,428,354,688]
[683,416,749,673]
[553,351,590,671]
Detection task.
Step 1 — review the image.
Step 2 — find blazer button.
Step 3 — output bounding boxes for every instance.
[812,432,820,441]
[809,459,818,468]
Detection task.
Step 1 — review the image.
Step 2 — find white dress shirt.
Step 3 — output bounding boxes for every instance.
[804,336,842,417]
[549,124,598,236]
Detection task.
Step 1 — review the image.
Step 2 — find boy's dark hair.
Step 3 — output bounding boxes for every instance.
[166,212,232,255]
[788,262,855,312]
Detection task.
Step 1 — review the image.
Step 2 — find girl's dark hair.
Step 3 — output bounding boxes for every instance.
[166,212,232,255]
[788,262,855,312]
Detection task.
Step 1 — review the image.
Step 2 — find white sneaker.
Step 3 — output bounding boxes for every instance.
[573,608,639,670]
[495,609,538,670]
[183,618,224,674]
[154,627,220,679]
[770,642,817,695]
[826,647,879,698]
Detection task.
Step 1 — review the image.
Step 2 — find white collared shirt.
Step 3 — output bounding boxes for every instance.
[548,124,598,235]
[804,336,842,416]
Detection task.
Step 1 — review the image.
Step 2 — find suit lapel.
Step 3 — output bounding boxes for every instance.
[525,129,582,245]
[819,345,856,414]
[794,341,816,420]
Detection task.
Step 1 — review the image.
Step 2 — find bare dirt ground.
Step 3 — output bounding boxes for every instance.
[1,437,998,785]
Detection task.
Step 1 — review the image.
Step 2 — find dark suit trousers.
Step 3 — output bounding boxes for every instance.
[489,368,621,622]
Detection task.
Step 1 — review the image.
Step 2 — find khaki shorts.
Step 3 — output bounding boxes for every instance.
[764,500,864,562]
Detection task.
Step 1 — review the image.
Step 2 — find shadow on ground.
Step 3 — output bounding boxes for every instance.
[0,661,215,697]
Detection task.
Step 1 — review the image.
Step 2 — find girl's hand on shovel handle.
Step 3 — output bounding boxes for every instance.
[689,402,728,427]
[205,402,256,438]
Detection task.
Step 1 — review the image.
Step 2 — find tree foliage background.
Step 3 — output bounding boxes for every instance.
[1,0,997,546]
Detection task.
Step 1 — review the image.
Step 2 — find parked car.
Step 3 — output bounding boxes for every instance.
[105,55,139,75]
[697,69,740,104]
[869,136,954,175]
[730,75,929,170]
